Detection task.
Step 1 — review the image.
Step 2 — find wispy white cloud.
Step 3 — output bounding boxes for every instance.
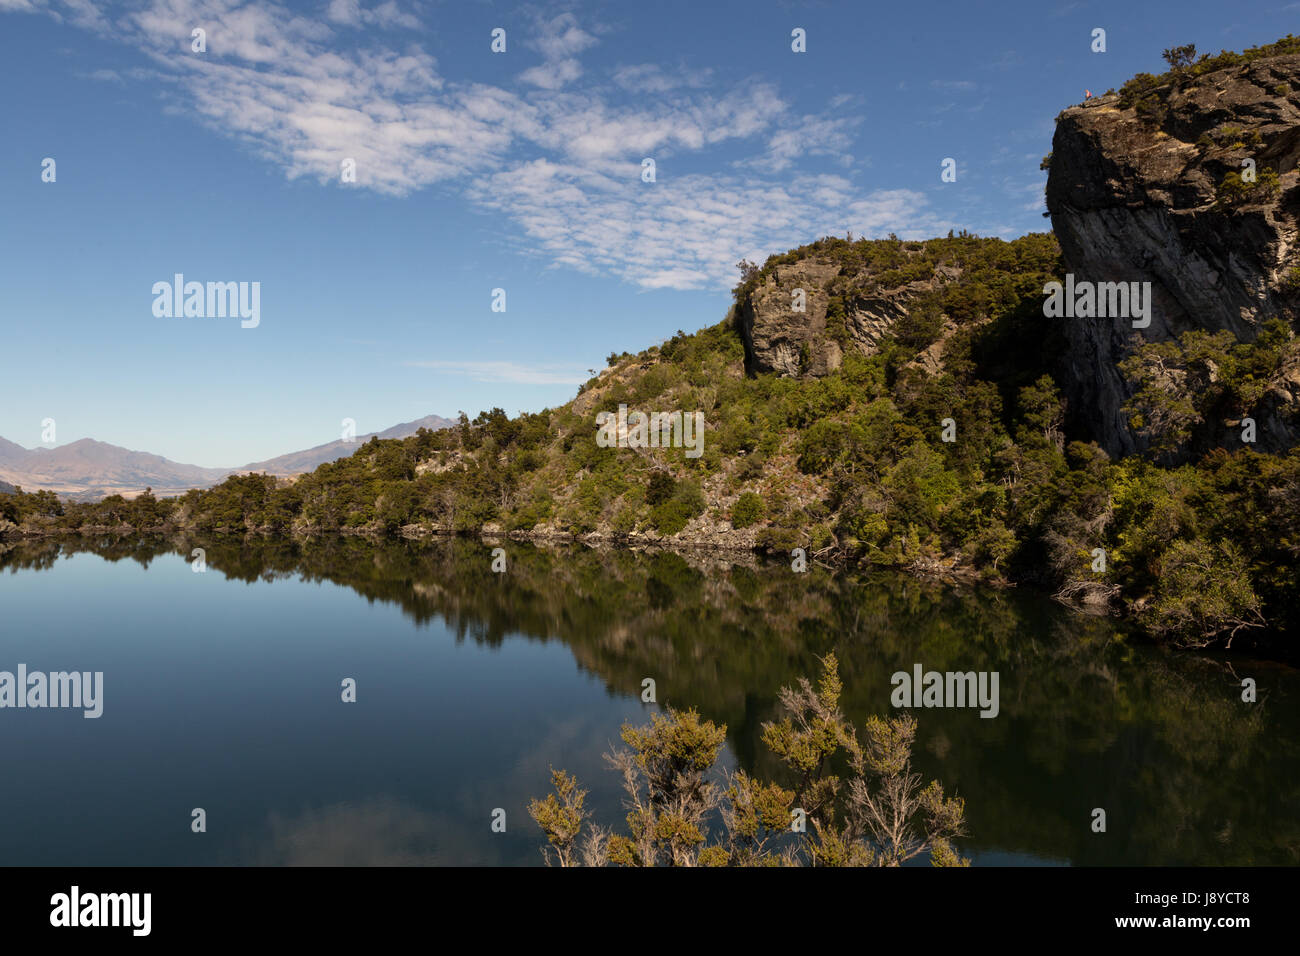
[468,156,950,290]
[326,0,420,30]
[81,67,125,83]
[518,12,597,89]
[519,57,583,90]
[528,11,598,60]
[405,360,591,385]
[6,0,103,27]
[742,113,861,173]
[612,62,712,93]
[5,0,931,290]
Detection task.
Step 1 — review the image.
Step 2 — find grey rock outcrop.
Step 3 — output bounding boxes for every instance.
[1046,55,1300,456]
[735,257,962,378]
[736,260,842,377]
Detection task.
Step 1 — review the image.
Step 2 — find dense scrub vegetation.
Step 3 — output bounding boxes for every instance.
[3,229,1297,655]
[1112,35,1300,125]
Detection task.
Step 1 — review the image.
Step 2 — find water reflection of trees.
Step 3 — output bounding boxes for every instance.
[3,535,1295,865]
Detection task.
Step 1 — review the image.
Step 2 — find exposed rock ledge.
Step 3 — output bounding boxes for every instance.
[1046,56,1300,456]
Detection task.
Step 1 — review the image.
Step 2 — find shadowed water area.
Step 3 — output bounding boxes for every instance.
[1,535,1297,866]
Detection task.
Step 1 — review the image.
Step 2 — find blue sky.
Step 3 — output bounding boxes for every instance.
[2,0,1295,467]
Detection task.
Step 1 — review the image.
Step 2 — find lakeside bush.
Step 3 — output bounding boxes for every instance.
[731,491,765,529]
[527,654,968,867]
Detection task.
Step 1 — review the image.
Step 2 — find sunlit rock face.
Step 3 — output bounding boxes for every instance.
[736,258,962,379]
[1046,55,1300,457]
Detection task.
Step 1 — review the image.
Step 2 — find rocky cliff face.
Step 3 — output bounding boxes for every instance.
[737,51,1300,461]
[736,259,844,377]
[735,249,967,378]
[1046,54,1300,456]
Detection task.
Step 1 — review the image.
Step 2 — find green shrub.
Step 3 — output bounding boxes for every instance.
[1214,167,1280,208]
[650,500,692,535]
[797,420,849,473]
[646,471,676,505]
[1145,539,1264,644]
[648,479,705,535]
[731,492,765,529]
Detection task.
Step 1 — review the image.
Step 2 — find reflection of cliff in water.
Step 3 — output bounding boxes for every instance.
[4,535,1296,865]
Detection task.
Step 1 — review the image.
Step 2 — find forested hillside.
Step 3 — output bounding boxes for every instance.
[4,229,1297,654]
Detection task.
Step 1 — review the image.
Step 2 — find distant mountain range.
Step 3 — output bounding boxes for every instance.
[0,415,455,500]
[233,415,456,477]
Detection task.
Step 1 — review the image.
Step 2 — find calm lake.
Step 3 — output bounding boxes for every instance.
[1,535,1297,866]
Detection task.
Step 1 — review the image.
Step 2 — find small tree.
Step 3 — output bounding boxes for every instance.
[733,259,761,296]
[1147,539,1265,647]
[1162,44,1197,70]
[731,492,765,529]
[1215,167,1281,209]
[1119,333,1229,458]
[604,707,727,867]
[527,770,589,867]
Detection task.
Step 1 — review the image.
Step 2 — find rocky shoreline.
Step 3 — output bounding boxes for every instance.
[0,517,1090,608]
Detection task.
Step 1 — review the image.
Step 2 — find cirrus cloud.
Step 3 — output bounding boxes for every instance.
[8,0,948,289]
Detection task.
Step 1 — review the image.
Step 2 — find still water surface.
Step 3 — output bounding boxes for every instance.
[1,536,1296,865]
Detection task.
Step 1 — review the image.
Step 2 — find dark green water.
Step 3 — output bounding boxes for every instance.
[1,535,1296,865]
